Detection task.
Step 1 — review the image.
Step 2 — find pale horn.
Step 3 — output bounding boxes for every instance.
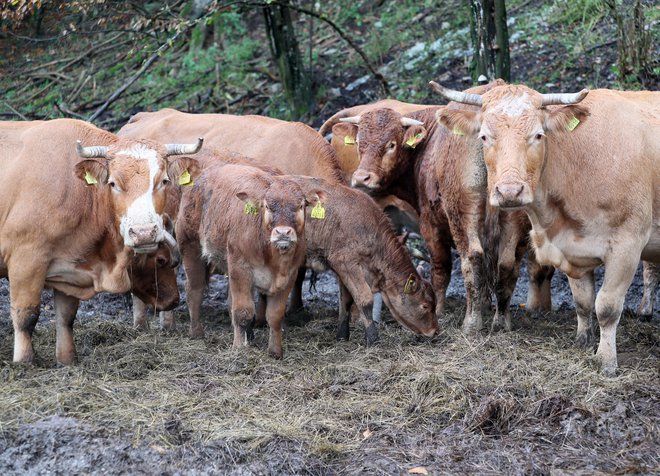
[429,81,483,106]
[76,140,108,158]
[541,89,589,106]
[165,137,204,156]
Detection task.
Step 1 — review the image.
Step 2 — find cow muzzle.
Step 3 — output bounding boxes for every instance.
[270,226,298,251]
[491,181,532,209]
[351,169,380,191]
[127,223,164,253]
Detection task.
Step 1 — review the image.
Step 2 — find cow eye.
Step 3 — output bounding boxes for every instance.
[109,180,117,189]
[387,141,396,150]
[535,132,544,140]
[480,134,488,142]
[162,177,171,186]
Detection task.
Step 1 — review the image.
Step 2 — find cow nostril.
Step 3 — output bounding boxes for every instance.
[361,173,371,183]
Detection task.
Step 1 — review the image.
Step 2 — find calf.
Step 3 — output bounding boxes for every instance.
[0,118,201,363]
[432,83,660,374]
[176,163,317,358]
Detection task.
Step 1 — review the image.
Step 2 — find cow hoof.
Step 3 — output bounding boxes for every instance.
[268,348,283,359]
[189,327,205,339]
[134,320,150,331]
[336,320,350,341]
[364,324,379,347]
[56,354,77,367]
[600,365,617,378]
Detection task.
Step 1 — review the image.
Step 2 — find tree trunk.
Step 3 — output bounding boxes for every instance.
[263,1,312,118]
[469,0,510,82]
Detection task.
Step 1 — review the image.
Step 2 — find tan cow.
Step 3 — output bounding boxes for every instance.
[0,118,201,363]
[176,163,319,358]
[432,83,660,374]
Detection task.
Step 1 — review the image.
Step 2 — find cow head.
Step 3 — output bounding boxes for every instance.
[74,138,203,252]
[337,109,427,193]
[130,243,179,311]
[381,271,437,337]
[431,82,590,209]
[237,177,323,254]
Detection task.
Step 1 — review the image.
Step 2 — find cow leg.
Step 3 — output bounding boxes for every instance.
[526,248,554,313]
[287,267,306,313]
[595,253,639,376]
[159,311,176,331]
[567,271,595,349]
[132,294,150,330]
[638,261,658,320]
[9,261,47,363]
[265,289,290,359]
[54,290,80,366]
[182,244,208,339]
[255,293,267,327]
[421,220,452,319]
[337,279,353,341]
[228,269,256,349]
[372,293,383,323]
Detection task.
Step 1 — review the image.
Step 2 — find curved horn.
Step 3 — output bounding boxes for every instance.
[339,116,361,124]
[162,229,180,269]
[401,117,424,127]
[541,89,589,106]
[76,140,108,158]
[429,81,483,106]
[165,137,204,156]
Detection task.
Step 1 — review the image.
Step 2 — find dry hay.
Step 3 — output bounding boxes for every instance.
[0,298,657,475]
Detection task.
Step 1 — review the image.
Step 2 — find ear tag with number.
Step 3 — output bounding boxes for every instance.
[406,132,423,148]
[566,116,580,132]
[344,135,356,145]
[244,201,259,215]
[179,169,193,186]
[452,125,465,136]
[84,171,98,185]
[311,202,325,219]
[403,274,416,294]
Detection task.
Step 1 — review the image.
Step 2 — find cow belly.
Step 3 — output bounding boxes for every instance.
[641,231,660,262]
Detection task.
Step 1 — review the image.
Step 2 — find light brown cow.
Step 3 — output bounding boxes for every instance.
[176,162,319,358]
[432,84,660,374]
[0,118,201,364]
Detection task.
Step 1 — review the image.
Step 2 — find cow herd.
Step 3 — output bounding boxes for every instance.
[0,80,657,375]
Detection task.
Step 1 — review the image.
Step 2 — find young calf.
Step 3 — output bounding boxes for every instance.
[175,163,317,358]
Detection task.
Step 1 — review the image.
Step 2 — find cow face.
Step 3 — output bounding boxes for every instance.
[340,110,426,193]
[237,178,317,254]
[382,272,437,337]
[74,139,201,252]
[434,83,589,209]
[130,243,180,311]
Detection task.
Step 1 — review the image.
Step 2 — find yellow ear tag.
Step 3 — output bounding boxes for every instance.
[244,201,259,215]
[84,170,98,185]
[311,202,325,219]
[406,132,423,148]
[452,125,465,136]
[566,116,580,132]
[179,169,193,186]
[344,135,356,145]
[403,274,416,294]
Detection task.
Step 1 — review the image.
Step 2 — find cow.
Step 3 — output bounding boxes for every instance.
[326,81,553,335]
[0,118,201,364]
[175,162,319,358]
[430,83,660,374]
[638,262,658,319]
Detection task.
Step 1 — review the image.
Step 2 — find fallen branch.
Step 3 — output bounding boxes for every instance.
[2,102,27,120]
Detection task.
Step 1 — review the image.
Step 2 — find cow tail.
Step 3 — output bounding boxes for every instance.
[482,204,500,296]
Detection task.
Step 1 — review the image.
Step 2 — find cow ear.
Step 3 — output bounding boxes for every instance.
[436,109,481,136]
[544,104,590,134]
[403,125,427,149]
[168,156,201,186]
[305,190,326,206]
[74,159,108,186]
[332,122,359,146]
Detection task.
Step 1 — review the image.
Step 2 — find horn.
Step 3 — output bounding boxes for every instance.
[339,116,361,124]
[162,229,180,268]
[76,140,108,158]
[429,81,483,106]
[165,137,204,156]
[541,89,589,106]
[400,117,424,127]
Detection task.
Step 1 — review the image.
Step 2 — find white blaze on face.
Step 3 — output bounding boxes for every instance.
[492,93,532,117]
[118,144,164,250]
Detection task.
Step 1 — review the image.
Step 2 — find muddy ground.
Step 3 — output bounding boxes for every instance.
[0,255,657,475]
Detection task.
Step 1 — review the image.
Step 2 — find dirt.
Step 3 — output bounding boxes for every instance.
[0,254,657,475]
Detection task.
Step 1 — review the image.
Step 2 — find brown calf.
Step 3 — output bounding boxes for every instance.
[175,163,318,358]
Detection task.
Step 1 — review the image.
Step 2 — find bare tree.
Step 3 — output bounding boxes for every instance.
[469,0,510,82]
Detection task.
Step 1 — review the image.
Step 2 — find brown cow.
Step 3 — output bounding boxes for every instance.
[432,84,659,374]
[0,118,201,364]
[326,81,550,335]
[176,162,319,358]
